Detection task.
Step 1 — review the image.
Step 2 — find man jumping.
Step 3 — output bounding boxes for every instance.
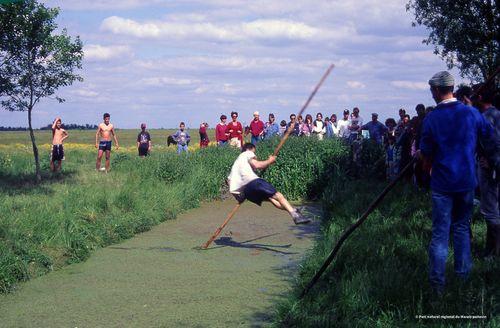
[228,143,310,225]
[95,113,119,172]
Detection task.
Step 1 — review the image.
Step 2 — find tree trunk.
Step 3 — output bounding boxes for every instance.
[28,107,41,182]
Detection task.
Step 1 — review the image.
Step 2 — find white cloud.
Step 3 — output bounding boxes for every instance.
[43,0,163,10]
[83,44,133,61]
[138,77,200,87]
[100,16,352,42]
[72,89,99,97]
[347,81,366,89]
[390,81,429,90]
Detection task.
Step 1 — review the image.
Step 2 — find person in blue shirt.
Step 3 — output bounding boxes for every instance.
[419,71,493,294]
[172,122,191,154]
[263,113,280,139]
[361,113,388,144]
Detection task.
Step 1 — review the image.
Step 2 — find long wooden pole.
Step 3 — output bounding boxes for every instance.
[299,157,417,298]
[200,64,335,250]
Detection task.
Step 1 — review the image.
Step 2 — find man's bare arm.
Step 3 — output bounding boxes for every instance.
[249,155,276,170]
[111,126,119,148]
[95,126,101,148]
[52,117,60,130]
[61,130,69,143]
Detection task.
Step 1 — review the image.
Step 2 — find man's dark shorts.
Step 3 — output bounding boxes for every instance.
[51,144,64,162]
[99,140,112,151]
[138,143,149,156]
[238,178,277,205]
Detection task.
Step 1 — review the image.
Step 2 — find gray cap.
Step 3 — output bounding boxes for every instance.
[372,113,378,117]
[428,71,454,87]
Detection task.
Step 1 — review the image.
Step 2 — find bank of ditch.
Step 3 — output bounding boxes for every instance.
[0,137,347,293]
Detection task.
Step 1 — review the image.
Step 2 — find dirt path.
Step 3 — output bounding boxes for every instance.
[0,201,320,327]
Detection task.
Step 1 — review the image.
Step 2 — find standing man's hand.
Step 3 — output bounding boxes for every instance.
[95,143,98,149]
[116,144,120,150]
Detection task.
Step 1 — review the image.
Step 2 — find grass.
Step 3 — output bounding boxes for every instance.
[273,177,500,327]
[0,135,348,293]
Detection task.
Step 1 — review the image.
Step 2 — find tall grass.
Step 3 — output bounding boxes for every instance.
[274,157,500,327]
[0,137,348,292]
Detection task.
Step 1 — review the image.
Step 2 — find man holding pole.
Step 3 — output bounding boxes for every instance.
[228,143,310,225]
[419,71,492,294]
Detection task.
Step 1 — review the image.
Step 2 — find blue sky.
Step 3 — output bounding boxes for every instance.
[1,0,465,128]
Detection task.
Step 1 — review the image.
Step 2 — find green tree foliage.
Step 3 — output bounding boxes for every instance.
[0,0,83,181]
[407,0,499,84]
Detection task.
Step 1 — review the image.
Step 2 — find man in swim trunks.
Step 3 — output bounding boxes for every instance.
[50,117,68,172]
[137,123,152,157]
[95,113,119,172]
[228,143,310,225]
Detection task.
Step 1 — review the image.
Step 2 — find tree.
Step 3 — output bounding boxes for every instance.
[406,0,499,84]
[0,0,83,181]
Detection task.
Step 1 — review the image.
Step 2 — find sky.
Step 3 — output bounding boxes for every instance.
[1,0,465,129]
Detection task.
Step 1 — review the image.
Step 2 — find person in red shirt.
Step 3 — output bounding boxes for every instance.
[215,115,228,146]
[249,111,265,144]
[226,111,243,148]
[199,122,210,148]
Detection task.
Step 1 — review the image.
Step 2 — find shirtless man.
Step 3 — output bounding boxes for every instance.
[95,113,119,172]
[50,117,68,172]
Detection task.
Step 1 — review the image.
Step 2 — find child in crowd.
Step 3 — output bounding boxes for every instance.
[199,122,209,148]
[279,120,287,136]
[386,135,398,180]
[173,122,190,154]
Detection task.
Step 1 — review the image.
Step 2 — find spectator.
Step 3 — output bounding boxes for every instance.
[173,122,190,154]
[199,122,210,148]
[419,71,492,294]
[137,123,151,157]
[361,113,388,144]
[338,109,351,140]
[472,84,500,257]
[263,113,279,139]
[216,115,228,146]
[348,107,363,142]
[411,104,429,188]
[250,111,265,144]
[312,112,326,140]
[396,114,413,177]
[330,114,339,136]
[384,118,397,138]
[324,117,334,138]
[397,108,406,126]
[226,111,243,148]
[302,114,313,136]
[297,115,305,136]
[386,134,398,180]
[287,114,300,136]
[279,120,287,136]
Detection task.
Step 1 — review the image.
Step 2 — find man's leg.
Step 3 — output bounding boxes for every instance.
[451,190,473,278]
[105,150,111,171]
[270,192,310,224]
[56,160,62,171]
[429,191,453,292]
[96,149,104,170]
[50,160,55,172]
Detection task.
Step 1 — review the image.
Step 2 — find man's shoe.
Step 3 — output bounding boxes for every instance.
[292,210,311,225]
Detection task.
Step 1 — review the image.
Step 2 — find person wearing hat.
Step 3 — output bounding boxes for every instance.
[249,111,265,144]
[263,113,280,139]
[137,123,151,157]
[360,112,388,144]
[338,109,351,139]
[419,71,493,294]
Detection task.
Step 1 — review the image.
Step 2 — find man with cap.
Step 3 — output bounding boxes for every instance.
[419,71,493,294]
[338,109,351,140]
[137,123,151,157]
[249,111,265,144]
[361,113,388,144]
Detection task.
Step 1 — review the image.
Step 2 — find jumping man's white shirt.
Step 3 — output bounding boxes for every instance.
[228,150,259,194]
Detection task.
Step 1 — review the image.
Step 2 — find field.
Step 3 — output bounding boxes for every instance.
[0,131,498,326]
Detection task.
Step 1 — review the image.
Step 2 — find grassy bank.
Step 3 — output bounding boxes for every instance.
[274,171,500,326]
[0,137,348,292]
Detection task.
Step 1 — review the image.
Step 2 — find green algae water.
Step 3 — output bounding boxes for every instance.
[0,201,319,327]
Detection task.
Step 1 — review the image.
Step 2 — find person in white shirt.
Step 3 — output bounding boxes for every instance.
[312,112,326,140]
[338,109,351,139]
[228,143,310,224]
